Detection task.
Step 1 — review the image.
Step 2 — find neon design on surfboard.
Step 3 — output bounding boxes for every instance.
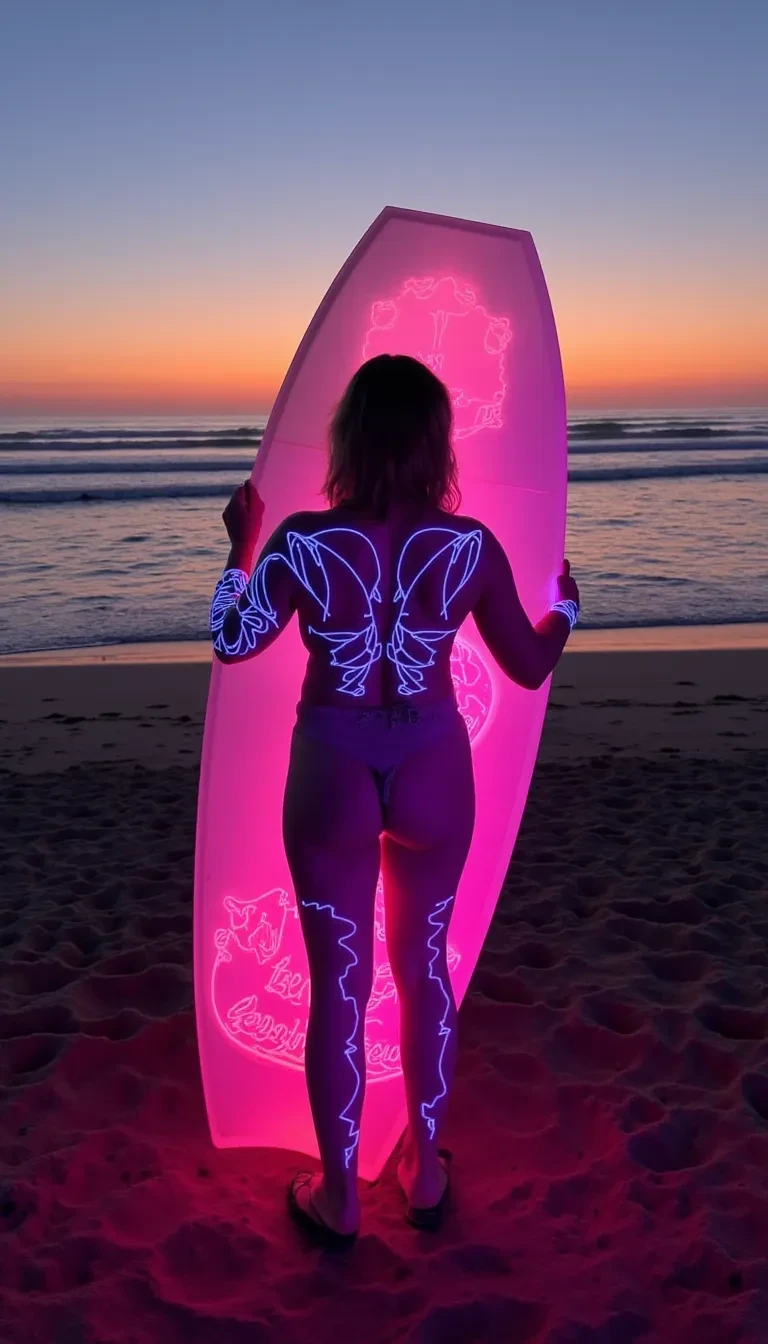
[363,275,512,439]
[194,206,567,1182]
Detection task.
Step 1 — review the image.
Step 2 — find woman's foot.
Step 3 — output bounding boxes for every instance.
[291,1173,361,1238]
[397,1144,449,1209]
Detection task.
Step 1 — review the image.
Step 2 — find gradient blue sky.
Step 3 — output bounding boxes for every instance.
[2,0,766,411]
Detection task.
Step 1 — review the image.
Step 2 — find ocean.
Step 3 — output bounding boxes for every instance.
[1,410,766,657]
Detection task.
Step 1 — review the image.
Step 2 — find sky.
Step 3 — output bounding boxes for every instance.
[1,0,767,415]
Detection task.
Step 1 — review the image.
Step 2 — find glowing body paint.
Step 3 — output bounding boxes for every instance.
[387,527,483,695]
[419,895,455,1141]
[194,206,568,1181]
[301,899,362,1167]
[211,526,483,699]
[550,598,580,631]
[211,529,382,694]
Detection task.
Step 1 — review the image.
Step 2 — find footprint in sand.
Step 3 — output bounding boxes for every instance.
[71,963,190,1020]
[581,995,645,1035]
[696,1002,767,1041]
[628,1108,714,1173]
[3,1034,63,1082]
[151,1219,268,1307]
[643,951,710,983]
[0,1003,75,1039]
[742,1073,768,1123]
[517,940,558,969]
[7,957,76,996]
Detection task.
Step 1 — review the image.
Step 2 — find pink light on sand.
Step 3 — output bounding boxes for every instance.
[210,637,493,1081]
[363,275,512,439]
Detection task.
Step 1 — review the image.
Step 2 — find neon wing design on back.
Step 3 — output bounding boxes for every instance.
[211,527,382,697]
[212,524,481,698]
[387,528,483,696]
[292,528,383,697]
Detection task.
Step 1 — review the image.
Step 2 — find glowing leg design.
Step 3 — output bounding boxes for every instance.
[419,895,455,1141]
[301,900,362,1169]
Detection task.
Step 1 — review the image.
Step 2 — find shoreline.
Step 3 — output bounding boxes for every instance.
[1,639,766,774]
[1,621,767,668]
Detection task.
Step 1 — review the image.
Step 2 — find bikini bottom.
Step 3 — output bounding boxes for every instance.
[293,697,464,813]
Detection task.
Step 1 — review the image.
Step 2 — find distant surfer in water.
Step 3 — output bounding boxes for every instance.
[211,355,580,1246]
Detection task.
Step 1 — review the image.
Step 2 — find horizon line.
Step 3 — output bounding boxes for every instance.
[1,401,766,421]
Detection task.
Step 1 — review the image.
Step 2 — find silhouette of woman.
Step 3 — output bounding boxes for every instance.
[211,354,580,1246]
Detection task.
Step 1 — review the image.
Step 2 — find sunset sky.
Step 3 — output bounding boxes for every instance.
[2,0,766,415]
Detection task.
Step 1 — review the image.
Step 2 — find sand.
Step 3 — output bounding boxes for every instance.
[1,634,767,1343]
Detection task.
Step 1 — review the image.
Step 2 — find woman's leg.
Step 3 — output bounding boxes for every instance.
[380,717,475,1206]
[282,728,382,1233]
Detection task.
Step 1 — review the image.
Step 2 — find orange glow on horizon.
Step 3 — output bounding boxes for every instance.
[2,373,766,416]
[1,289,766,415]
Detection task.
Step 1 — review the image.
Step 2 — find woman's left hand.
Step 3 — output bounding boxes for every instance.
[223,479,265,550]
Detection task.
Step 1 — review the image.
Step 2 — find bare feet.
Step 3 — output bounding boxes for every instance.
[292,1174,361,1236]
[397,1144,449,1209]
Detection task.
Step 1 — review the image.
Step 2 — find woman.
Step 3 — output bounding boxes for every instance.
[210,354,580,1248]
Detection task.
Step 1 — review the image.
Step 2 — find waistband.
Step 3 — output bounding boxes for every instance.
[295,695,459,731]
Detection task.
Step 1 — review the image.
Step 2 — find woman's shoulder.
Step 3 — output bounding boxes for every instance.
[273,507,332,534]
[437,508,495,540]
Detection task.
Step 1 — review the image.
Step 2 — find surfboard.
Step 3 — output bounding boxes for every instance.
[194,206,567,1182]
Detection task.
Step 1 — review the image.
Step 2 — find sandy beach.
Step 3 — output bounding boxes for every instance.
[2,632,768,1343]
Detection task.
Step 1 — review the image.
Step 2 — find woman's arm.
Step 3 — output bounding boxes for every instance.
[210,482,298,665]
[471,528,579,690]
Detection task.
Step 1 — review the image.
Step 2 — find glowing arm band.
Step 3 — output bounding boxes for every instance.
[550,599,580,632]
[210,556,286,659]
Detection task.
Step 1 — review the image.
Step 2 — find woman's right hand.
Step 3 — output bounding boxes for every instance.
[223,479,265,550]
[556,559,580,607]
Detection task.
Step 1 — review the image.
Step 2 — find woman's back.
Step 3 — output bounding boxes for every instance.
[233,501,488,707]
[210,353,580,701]
[211,493,578,704]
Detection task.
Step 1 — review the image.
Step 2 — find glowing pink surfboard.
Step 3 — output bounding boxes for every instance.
[194,207,566,1181]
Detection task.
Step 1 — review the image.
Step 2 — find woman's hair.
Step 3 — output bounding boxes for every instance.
[323,354,460,517]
